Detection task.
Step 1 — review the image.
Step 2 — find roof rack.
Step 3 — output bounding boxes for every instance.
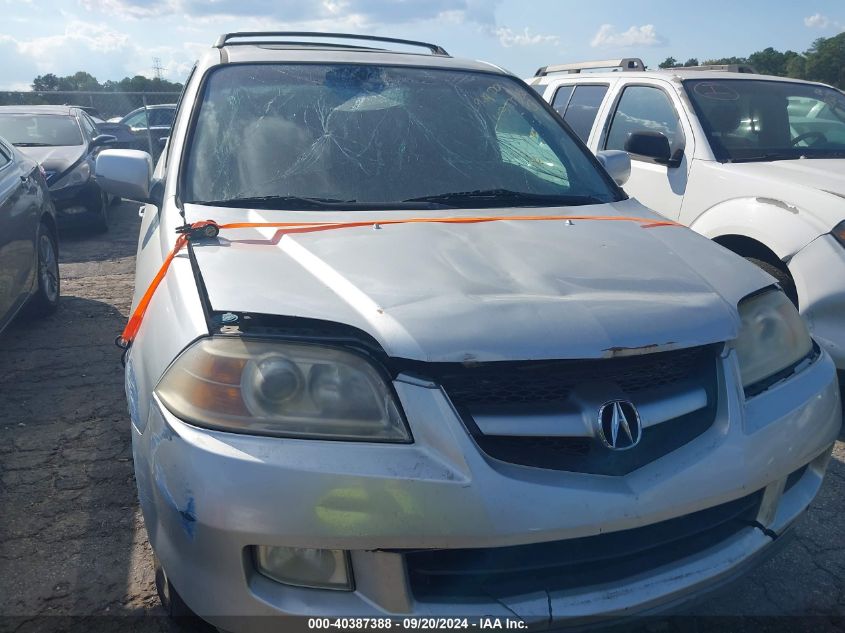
[214,32,449,56]
[669,63,758,74]
[535,58,644,77]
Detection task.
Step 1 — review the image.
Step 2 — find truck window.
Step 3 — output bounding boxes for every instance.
[551,85,574,116]
[605,85,681,156]
[560,85,608,143]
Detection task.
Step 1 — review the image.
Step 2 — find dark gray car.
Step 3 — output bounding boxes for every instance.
[0,105,116,232]
[0,135,59,335]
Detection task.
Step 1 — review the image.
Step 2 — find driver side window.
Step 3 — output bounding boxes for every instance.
[605,85,682,157]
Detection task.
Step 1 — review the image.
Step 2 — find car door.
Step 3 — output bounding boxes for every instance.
[0,142,37,327]
[599,81,694,218]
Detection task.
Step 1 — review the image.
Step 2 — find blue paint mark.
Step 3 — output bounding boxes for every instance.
[179,497,197,539]
[153,463,197,540]
[125,359,142,432]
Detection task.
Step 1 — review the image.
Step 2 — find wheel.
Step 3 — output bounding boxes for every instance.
[89,190,109,233]
[154,555,196,619]
[27,222,60,317]
[745,257,798,306]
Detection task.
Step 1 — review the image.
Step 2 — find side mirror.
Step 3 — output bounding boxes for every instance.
[596,150,631,187]
[95,149,157,204]
[90,134,117,149]
[624,131,673,164]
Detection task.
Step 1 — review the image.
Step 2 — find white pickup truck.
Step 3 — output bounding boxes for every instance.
[528,59,845,377]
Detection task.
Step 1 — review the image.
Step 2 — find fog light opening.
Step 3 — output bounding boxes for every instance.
[254,545,353,591]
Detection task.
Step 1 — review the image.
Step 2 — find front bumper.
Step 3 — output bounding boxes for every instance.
[49,180,98,218]
[790,234,845,371]
[132,347,841,631]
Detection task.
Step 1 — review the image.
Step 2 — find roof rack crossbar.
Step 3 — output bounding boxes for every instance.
[535,58,645,77]
[214,32,449,56]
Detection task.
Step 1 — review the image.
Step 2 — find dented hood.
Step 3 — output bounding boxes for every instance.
[185,200,771,362]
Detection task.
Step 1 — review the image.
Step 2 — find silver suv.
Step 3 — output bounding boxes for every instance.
[94,33,841,629]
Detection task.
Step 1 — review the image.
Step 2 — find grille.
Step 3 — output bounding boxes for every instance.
[404,489,763,601]
[427,345,720,475]
[435,345,714,407]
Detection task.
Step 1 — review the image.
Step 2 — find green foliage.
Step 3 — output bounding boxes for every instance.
[702,56,749,66]
[666,32,844,88]
[682,58,699,67]
[31,71,182,94]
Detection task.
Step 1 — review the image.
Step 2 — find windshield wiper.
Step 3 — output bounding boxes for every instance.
[190,195,357,210]
[403,189,603,208]
[729,152,812,163]
[190,195,450,211]
[14,142,53,147]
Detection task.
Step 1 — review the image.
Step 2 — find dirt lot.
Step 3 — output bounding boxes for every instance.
[0,201,843,632]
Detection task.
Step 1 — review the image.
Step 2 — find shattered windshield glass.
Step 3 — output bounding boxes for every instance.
[183,64,621,209]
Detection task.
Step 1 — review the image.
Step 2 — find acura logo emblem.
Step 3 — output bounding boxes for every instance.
[597,400,642,450]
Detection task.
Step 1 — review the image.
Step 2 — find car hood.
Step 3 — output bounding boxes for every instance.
[185,199,771,362]
[728,159,845,196]
[15,144,85,174]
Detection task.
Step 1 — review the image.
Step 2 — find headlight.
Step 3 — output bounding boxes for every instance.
[155,337,410,441]
[832,220,845,248]
[735,290,813,391]
[51,161,91,191]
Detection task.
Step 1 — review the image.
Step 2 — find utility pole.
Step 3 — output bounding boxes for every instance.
[152,57,165,81]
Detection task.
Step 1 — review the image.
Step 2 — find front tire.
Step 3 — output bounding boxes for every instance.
[154,555,196,619]
[28,222,60,317]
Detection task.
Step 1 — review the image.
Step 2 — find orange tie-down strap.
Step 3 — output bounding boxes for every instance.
[118,214,680,345]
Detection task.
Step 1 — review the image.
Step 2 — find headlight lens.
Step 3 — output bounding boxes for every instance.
[832,220,845,248]
[155,337,409,441]
[51,161,91,190]
[735,290,813,390]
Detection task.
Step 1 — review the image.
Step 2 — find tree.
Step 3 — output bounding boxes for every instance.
[58,71,100,92]
[658,56,678,69]
[785,55,806,80]
[804,33,845,88]
[32,73,60,91]
[682,58,700,67]
[702,56,749,66]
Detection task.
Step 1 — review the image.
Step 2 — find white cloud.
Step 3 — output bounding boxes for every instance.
[495,27,558,48]
[803,13,830,28]
[0,21,193,88]
[79,0,503,26]
[590,23,663,48]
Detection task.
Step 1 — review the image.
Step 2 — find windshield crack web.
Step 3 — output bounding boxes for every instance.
[184,64,610,206]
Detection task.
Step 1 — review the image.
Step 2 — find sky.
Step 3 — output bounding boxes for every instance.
[0,0,843,90]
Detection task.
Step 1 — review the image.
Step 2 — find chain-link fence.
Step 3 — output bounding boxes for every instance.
[0,90,180,121]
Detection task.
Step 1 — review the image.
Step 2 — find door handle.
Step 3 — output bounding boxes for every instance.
[20,175,27,182]
[138,205,145,218]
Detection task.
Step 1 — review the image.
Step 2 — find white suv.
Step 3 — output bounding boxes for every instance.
[93,38,841,628]
[528,59,845,378]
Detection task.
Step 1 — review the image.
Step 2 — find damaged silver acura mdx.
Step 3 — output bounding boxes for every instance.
[94,33,842,630]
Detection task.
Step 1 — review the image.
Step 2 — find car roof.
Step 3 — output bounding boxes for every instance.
[130,104,177,109]
[0,105,78,115]
[210,43,507,76]
[530,69,832,88]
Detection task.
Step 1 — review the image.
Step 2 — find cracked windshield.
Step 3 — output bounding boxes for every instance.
[184,64,619,208]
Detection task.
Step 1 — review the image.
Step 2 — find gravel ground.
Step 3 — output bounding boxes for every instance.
[0,200,842,632]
